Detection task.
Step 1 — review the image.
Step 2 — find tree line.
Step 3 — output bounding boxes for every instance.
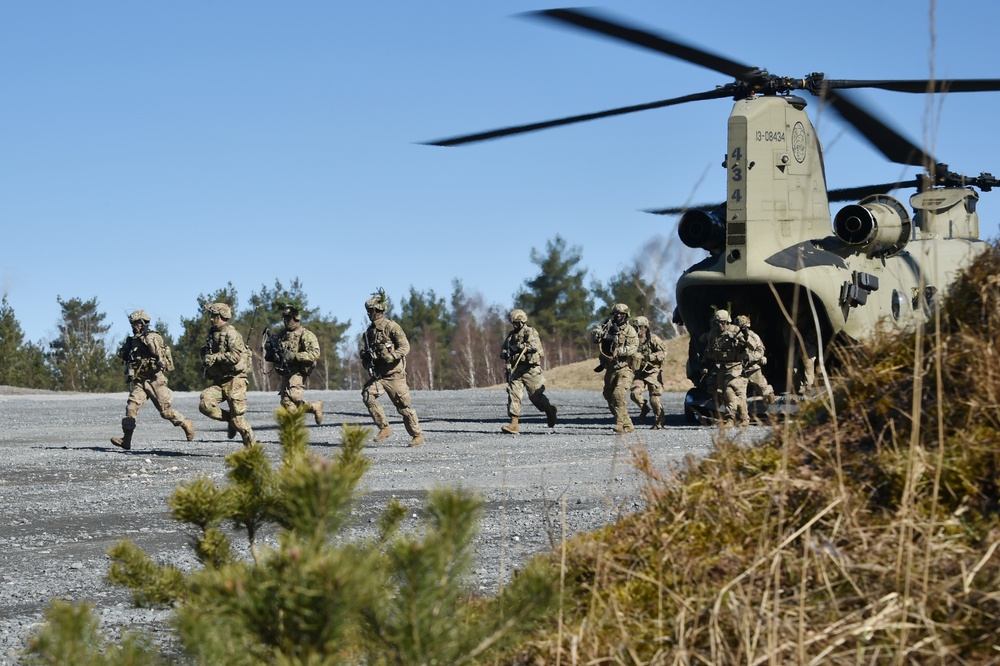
[0,236,677,393]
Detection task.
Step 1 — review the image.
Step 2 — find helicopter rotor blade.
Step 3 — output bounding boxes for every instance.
[646,179,922,214]
[819,88,936,168]
[424,88,729,146]
[644,202,724,216]
[527,8,757,81]
[823,78,1000,94]
[826,180,920,202]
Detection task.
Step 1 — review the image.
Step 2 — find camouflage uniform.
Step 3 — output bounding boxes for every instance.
[360,295,423,446]
[264,306,324,423]
[198,303,256,447]
[111,310,194,451]
[736,315,775,405]
[500,309,557,434]
[705,310,749,427]
[591,303,641,434]
[629,316,668,429]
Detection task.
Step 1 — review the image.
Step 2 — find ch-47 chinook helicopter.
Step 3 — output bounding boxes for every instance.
[425,7,1000,420]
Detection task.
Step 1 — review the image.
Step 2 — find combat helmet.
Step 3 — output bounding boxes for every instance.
[714,309,731,323]
[282,305,301,321]
[736,315,751,328]
[128,309,151,325]
[364,296,387,312]
[508,308,527,324]
[612,303,630,316]
[206,302,233,320]
[633,315,649,328]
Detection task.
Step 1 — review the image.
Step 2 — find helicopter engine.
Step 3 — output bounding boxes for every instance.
[678,208,726,254]
[833,194,912,257]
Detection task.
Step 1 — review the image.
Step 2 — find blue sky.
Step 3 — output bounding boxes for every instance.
[3,1,998,346]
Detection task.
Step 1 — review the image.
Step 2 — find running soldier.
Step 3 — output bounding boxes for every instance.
[111,309,194,450]
[264,305,324,423]
[736,315,776,405]
[705,309,749,427]
[360,293,424,446]
[500,309,557,434]
[591,303,640,434]
[629,316,668,429]
[199,302,256,447]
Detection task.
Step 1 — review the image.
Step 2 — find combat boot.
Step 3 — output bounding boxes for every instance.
[312,401,324,425]
[409,434,424,447]
[501,416,519,435]
[613,422,635,435]
[545,406,557,428]
[373,425,393,442]
[639,403,650,422]
[111,417,136,451]
[180,419,195,441]
[241,429,256,448]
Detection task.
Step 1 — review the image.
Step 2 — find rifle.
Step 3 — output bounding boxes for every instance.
[360,321,380,379]
[200,330,213,378]
[592,317,618,372]
[120,337,140,387]
[263,328,291,376]
[502,332,529,383]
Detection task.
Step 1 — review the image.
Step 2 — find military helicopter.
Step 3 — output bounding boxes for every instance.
[425,8,1000,419]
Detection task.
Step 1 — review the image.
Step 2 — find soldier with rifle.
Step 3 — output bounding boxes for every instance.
[198,302,256,447]
[705,309,750,427]
[359,291,423,446]
[111,309,194,450]
[499,309,557,434]
[263,304,324,424]
[629,315,668,429]
[590,303,641,434]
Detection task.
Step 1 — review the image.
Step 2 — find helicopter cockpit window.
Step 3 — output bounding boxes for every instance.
[891,290,903,320]
[966,197,978,214]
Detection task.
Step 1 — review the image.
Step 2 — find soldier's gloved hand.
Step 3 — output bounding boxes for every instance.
[285,351,298,363]
[204,354,219,368]
[379,349,396,364]
[761,356,767,366]
[500,349,509,361]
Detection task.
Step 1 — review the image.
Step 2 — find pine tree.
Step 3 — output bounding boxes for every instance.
[515,235,595,365]
[46,296,117,392]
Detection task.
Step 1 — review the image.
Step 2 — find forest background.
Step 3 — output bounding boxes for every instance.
[0,235,684,393]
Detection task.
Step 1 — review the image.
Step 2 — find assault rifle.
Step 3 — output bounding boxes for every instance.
[502,341,528,383]
[263,328,291,376]
[360,324,380,380]
[592,317,618,373]
[121,337,140,386]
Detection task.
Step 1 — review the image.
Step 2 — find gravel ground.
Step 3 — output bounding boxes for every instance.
[0,388,768,661]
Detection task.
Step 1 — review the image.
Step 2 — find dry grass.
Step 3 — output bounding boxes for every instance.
[497,244,1000,665]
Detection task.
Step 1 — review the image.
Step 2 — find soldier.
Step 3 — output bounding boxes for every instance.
[500,309,557,434]
[736,315,776,405]
[264,305,324,423]
[111,309,194,450]
[705,309,749,427]
[198,302,256,447]
[360,293,424,446]
[591,303,640,434]
[629,316,668,429]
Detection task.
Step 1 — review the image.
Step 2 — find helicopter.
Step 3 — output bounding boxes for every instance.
[425,8,1000,421]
